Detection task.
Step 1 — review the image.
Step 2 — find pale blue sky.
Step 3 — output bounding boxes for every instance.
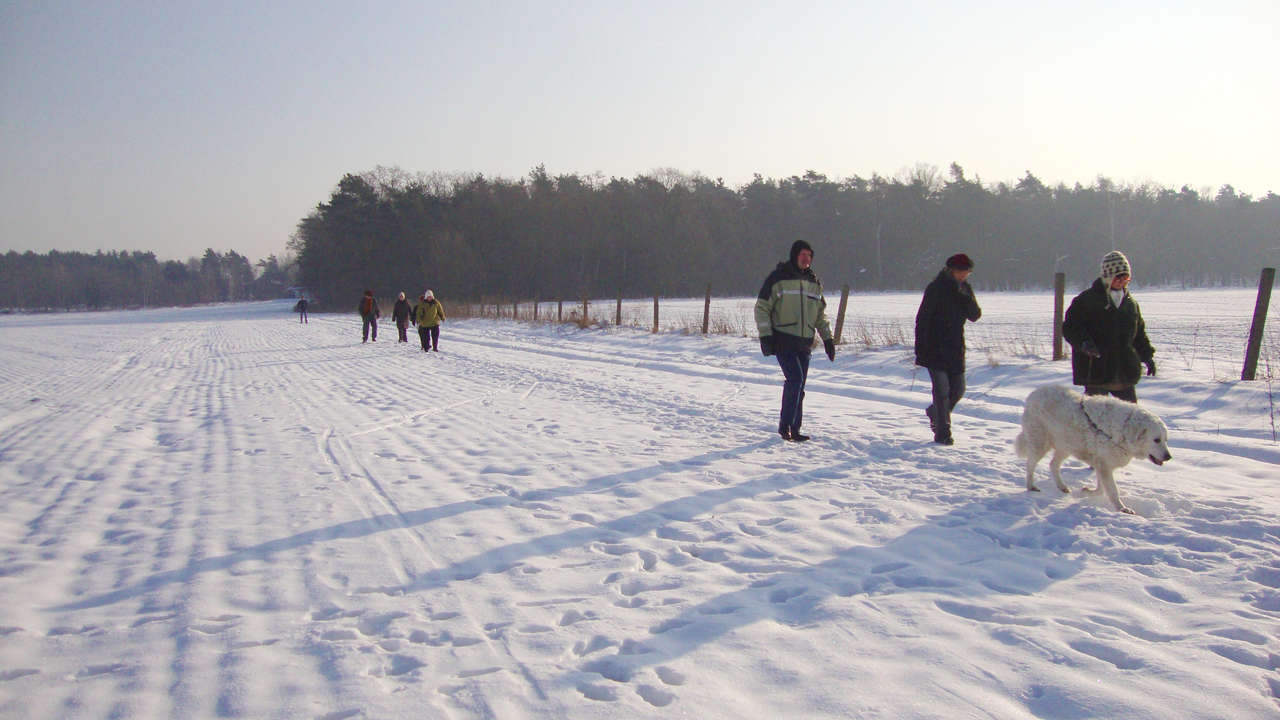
[2,0,1276,263]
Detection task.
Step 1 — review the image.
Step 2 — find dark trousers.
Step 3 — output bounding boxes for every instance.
[397,321,409,342]
[776,350,810,434]
[298,310,307,323]
[418,325,439,351]
[362,315,377,342]
[1085,385,1137,403]
[927,367,966,440]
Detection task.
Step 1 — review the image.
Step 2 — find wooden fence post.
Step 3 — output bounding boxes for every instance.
[702,283,712,334]
[616,291,622,326]
[557,298,563,322]
[533,300,538,322]
[833,284,850,345]
[653,294,659,333]
[1242,267,1275,381]
[1053,272,1066,361]
[582,294,589,324]
[512,300,518,321]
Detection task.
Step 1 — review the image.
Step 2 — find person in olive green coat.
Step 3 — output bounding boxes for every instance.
[754,240,835,442]
[412,290,446,352]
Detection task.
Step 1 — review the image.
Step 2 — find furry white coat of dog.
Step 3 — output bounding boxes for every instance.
[1014,385,1172,514]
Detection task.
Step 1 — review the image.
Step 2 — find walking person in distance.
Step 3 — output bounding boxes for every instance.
[915,253,982,445]
[392,291,412,342]
[358,290,380,343]
[413,290,445,352]
[754,240,836,442]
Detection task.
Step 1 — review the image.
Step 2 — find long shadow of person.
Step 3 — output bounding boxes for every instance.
[563,491,1086,685]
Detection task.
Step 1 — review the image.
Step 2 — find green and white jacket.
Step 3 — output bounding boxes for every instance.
[754,261,833,353]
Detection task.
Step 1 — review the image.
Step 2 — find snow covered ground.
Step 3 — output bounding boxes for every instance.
[1,289,1277,719]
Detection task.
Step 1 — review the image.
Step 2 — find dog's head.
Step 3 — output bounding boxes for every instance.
[1136,414,1172,466]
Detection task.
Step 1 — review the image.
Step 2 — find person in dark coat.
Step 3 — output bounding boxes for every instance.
[1062,250,1155,403]
[295,297,308,323]
[358,290,380,343]
[915,253,982,445]
[392,291,412,342]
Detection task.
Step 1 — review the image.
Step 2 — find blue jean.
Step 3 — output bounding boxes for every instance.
[927,367,965,439]
[776,350,811,433]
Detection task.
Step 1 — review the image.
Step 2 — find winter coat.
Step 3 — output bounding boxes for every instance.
[915,270,982,373]
[392,299,411,326]
[1063,278,1154,389]
[413,298,445,328]
[754,261,833,354]
[358,295,380,319]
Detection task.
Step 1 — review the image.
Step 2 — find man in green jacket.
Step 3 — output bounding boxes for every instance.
[755,240,836,442]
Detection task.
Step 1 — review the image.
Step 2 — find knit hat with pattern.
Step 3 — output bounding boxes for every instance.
[1100,251,1131,281]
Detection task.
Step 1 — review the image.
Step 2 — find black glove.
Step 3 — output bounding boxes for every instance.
[1079,339,1102,359]
[823,338,836,362]
[1145,359,1156,376]
[759,335,774,356]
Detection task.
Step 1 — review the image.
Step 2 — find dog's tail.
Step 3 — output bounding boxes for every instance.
[1014,431,1028,458]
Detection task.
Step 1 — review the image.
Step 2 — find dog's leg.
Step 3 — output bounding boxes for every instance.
[1098,468,1134,514]
[1049,451,1070,493]
[1025,447,1045,491]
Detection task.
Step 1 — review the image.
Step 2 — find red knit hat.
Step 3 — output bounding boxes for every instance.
[945,253,974,270]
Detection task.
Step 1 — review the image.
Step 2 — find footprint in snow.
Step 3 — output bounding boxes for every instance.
[581,657,633,682]
[577,682,617,702]
[648,618,691,635]
[559,610,592,627]
[637,550,659,571]
[1144,585,1187,603]
[1206,627,1270,645]
[572,635,616,656]
[637,685,677,707]
[1068,639,1144,670]
[769,587,807,604]
[1207,644,1275,670]
[655,666,686,685]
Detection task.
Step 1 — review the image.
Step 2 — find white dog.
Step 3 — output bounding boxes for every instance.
[1014,385,1171,514]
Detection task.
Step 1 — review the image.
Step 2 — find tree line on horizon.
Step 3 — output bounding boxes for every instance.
[0,249,295,311]
[290,164,1279,307]
[3,164,1276,313]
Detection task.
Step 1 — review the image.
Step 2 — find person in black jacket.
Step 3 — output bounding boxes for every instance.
[915,253,982,445]
[392,291,412,342]
[1062,250,1155,403]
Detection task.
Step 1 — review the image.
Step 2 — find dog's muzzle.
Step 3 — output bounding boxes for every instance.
[1148,452,1171,466]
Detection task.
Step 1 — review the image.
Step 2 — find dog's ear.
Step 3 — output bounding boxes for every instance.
[1119,414,1157,453]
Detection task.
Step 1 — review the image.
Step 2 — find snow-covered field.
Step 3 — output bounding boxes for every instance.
[1,289,1277,719]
